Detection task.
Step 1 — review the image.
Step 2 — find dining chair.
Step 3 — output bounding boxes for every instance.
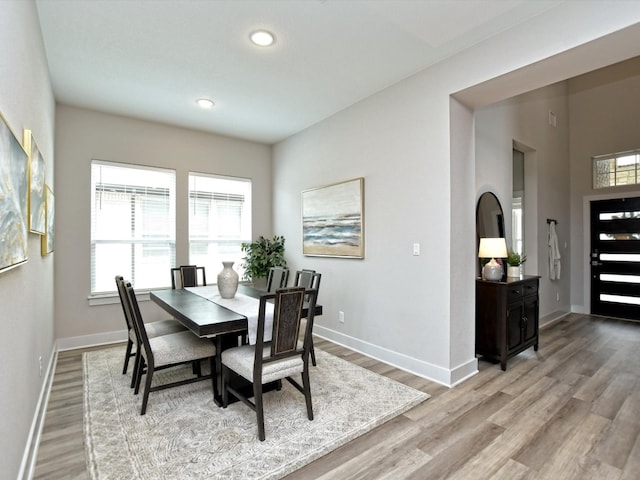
[124,281,218,415]
[266,266,289,292]
[221,287,318,441]
[170,265,207,288]
[293,270,322,366]
[115,275,186,385]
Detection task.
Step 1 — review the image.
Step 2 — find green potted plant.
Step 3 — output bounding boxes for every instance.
[240,235,286,287]
[506,250,527,277]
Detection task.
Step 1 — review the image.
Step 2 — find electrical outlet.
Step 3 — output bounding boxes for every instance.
[38,356,43,377]
[338,311,345,323]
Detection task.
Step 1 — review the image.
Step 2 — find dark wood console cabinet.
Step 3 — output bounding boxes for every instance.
[476,275,540,371]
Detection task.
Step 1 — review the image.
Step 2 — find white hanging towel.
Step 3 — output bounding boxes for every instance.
[548,221,561,280]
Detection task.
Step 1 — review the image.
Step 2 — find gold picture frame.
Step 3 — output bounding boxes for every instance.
[41,185,54,255]
[23,129,46,234]
[302,177,364,258]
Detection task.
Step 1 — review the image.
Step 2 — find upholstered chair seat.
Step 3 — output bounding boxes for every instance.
[221,343,304,384]
[148,331,217,368]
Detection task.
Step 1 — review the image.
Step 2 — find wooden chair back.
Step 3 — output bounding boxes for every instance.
[171,265,207,288]
[266,266,289,292]
[254,287,318,367]
[115,275,133,333]
[123,281,154,368]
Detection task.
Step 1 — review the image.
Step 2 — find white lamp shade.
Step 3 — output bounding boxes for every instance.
[478,237,508,259]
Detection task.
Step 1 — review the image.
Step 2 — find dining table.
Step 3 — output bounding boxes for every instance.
[149,284,322,406]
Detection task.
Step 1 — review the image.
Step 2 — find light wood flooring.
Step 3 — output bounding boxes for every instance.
[34,314,640,479]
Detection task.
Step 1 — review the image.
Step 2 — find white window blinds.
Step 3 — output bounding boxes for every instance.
[188,173,251,279]
[91,160,176,294]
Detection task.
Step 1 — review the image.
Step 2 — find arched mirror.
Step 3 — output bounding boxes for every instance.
[476,192,506,275]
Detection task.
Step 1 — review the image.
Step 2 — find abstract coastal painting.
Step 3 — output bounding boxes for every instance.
[24,129,46,234]
[302,177,364,258]
[0,112,29,272]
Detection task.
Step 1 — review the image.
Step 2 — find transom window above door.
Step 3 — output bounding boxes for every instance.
[593,150,640,189]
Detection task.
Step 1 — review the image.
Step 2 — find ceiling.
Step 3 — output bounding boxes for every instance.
[36,0,563,144]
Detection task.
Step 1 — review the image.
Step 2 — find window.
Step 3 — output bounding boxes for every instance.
[188,173,251,279]
[593,150,640,188]
[91,161,176,294]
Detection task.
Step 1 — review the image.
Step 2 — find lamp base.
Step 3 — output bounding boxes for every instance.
[483,258,503,281]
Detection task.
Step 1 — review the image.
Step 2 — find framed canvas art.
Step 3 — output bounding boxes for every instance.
[302,177,364,258]
[24,129,46,234]
[0,112,29,272]
[42,185,54,255]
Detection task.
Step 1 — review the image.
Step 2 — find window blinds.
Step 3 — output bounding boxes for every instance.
[91,160,176,294]
[188,173,251,279]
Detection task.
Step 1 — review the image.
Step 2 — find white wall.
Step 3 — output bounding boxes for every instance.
[54,105,272,346]
[568,57,640,313]
[272,3,640,386]
[0,1,55,478]
[475,82,571,324]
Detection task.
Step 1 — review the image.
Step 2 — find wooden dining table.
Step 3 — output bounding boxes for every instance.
[149,284,322,406]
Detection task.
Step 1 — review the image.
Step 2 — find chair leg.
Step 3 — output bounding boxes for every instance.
[210,356,218,400]
[134,357,145,395]
[221,366,229,408]
[123,338,134,374]
[302,369,313,421]
[130,349,141,389]
[254,382,265,441]
[310,342,317,367]
[140,368,154,415]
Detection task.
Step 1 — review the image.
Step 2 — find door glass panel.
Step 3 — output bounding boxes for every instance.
[599,211,640,220]
[600,253,640,262]
[600,274,640,284]
[600,234,640,240]
[600,294,640,305]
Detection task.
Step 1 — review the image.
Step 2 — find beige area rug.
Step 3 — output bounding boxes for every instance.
[84,346,429,480]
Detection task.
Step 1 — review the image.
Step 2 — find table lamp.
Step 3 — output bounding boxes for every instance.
[479,237,507,281]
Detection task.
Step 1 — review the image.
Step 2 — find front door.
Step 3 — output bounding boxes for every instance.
[590,197,640,319]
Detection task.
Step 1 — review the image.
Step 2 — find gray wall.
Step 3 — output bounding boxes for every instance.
[0,2,55,478]
[272,5,640,386]
[54,105,272,348]
[568,57,640,313]
[475,82,571,325]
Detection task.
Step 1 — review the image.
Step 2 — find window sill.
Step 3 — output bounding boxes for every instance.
[88,291,151,306]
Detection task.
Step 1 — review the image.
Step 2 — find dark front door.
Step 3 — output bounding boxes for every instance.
[590,197,640,319]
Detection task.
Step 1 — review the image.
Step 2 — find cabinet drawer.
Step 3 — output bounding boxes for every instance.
[522,281,538,297]
[508,280,538,302]
[507,286,524,303]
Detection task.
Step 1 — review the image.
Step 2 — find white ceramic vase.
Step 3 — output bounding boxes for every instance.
[217,261,239,299]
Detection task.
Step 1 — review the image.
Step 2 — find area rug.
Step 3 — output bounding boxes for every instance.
[83,346,429,480]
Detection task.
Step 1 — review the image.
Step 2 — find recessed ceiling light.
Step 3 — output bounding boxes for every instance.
[196,98,215,109]
[250,30,276,47]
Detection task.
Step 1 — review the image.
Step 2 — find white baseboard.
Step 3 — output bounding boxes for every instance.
[571,304,589,314]
[18,347,57,480]
[314,325,476,387]
[56,329,127,351]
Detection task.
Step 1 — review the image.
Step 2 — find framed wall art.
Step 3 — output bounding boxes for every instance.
[0,111,29,272]
[24,129,46,234]
[302,177,364,258]
[41,185,54,255]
